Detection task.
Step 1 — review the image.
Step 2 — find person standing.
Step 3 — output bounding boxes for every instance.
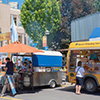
[75,61,85,95]
[90,50,99,61]
[24,59,28,64]
[22,62,28,72]
[1,57,15,97]
[28,61,32,71]
[17,59,21,69]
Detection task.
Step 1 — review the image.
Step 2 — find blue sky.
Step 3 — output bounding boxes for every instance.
[2,0,24,8]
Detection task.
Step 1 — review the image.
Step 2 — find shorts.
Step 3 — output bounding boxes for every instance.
[76,77,83,86]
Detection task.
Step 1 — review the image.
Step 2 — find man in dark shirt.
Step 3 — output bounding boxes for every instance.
[1,57,15,97]
[6,57,14,75]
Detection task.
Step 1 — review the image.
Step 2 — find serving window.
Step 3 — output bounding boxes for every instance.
[69,50,100,72]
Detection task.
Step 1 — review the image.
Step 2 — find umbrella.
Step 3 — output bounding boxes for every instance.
[0,41,43,53]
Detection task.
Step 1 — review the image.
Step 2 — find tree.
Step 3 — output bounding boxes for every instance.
[70,0,97,20]
[51,0,97,50]
[94,0,100,11]
[20,0,61,48]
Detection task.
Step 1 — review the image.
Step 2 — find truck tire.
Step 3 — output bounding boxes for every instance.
[84,78,97,93]
[50,80,56,88]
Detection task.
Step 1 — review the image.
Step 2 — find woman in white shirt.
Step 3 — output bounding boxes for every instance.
[75,61,85,95]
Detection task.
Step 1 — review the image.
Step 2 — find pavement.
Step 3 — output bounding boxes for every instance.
[0,82,100,100]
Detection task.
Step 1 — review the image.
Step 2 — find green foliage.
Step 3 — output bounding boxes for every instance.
[94,0,100,11]
[70,0,97,20]
[51,0,97,50]
[20,0,61,47]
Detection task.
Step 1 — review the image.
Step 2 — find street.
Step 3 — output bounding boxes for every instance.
[0,84,100,100]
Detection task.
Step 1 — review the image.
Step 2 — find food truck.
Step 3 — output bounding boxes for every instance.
[66,41,100,93]
[18,51,62,89]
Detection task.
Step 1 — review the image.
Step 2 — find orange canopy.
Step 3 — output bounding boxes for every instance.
[0,41,43,53]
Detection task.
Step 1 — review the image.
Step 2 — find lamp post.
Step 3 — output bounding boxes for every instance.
[45,30,50,47]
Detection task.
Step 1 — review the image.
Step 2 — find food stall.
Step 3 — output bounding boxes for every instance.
[0,41,43,90]
[0,41,62,91]
[33,51,62,87]
[17,50,62,89]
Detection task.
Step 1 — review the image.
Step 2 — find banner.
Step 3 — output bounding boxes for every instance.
[30,43,38,47]
[7,75,16,95]
[0,32,11,41]
[44,46,48,50]
[43,36,47,47]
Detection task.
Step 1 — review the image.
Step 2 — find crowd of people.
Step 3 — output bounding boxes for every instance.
[15,58,32,72]
[0,57,33,97]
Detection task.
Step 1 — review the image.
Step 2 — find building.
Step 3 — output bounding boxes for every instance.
[9,2,19,9]
[71,12,100,42]
[0,3,10,46]
[0,0,2,3]
[0,1,29,46]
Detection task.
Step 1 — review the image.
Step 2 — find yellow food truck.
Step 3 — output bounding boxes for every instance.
[66,41,100,93]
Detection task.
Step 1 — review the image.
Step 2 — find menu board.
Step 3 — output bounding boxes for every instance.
[94,63,100,71]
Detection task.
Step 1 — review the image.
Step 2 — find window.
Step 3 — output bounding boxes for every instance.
[14,17,17,26]
[24,37,26,44]
[18,35,22,43]
[18,18,22,26]
[69,50,100,72]
[69,50,79,72]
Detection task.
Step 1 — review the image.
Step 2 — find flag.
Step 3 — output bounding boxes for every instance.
[43,36,47,47]
[11,16,18,43]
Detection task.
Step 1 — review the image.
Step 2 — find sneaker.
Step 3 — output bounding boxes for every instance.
[0,94,5,97]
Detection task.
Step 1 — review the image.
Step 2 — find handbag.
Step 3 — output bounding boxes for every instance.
[74,67,81,81]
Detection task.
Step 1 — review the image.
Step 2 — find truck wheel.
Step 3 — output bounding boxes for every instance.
[84,79,97,93]
[50,80,56,88]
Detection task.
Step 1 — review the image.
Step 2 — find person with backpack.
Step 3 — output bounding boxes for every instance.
[75,61,85,95]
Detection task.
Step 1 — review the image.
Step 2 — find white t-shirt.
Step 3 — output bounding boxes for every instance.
[75,66,85,77]
[18,60,21,66]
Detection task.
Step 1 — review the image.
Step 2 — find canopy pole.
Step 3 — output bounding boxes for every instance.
[7,40,11,58]
[31,53,34,91]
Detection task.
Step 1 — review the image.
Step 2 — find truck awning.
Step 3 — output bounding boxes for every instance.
[89,27,100,41]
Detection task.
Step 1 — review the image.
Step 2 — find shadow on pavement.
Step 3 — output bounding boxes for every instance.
[16,86,51,95]
[0,85,51,96]
[56,85,100,96]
